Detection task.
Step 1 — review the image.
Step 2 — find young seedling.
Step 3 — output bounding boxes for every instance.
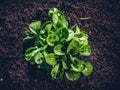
[24,8,93,81]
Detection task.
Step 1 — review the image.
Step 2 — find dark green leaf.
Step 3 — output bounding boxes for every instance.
[25,47,40,61]
[62,56,68,70]
[51,64,64,80]
[55,27,69,42]
[67,38,80,54]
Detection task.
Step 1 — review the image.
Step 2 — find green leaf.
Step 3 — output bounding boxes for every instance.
[71,24,80,34]
[82,62,93,76]
[24,29,34,35]
[45,53,57,65]
[62,56,68,70]
[52,11,68,28]
[55,27,69,42]
[67,39,80,54]
[79,44,91,56]
[25,47,40,61]
[24,35,35,40]
[47,34,59,46]
[70,60,85,72]
[65,71,81,81]
[51,64,64,80]
[29,21,41,34]
[79,39,88,45]
[75,31,88,40]
[41,21,53,35]
[24,30,36,40]
[48,8,59,19]
[54,44,65,55]
[66,30,74,41]
[34,52,44,64]
[70,55,76,63]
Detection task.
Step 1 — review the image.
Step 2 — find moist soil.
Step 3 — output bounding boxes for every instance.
[0,0,120,90]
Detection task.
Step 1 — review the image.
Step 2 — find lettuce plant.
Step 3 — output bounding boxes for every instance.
[24,8,93,81]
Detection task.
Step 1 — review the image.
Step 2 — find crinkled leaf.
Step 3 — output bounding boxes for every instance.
[82,62,93,76]
[47,34,59,46]
[55,27,69,42]
[54,44,65,55]
[29,21,41,34]
[79,44,91,56]
[65,71,81,81]
[45,53,57,65]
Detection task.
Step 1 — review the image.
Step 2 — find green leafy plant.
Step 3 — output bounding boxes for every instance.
[24,8,93,81]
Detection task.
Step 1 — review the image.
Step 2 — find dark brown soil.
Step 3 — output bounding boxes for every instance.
[0,0,120,90]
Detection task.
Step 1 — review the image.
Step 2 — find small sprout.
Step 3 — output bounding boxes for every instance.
[24,8,93,81]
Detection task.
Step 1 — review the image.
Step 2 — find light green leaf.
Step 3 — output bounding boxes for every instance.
[75,31,88,40]
[24,36,35,40]
[29,21,41,34]
[82,62,93,76]
[66,30,74,41]
[71,24,80,34]
[34,52,44,64]
[65,71,81,81]
[45,53,57,65]
[54,44,65,55]
[48,8,59,19]
[70,60,85,72]
[79,44,91,56]
[47,34,59,46]
[79,39,88,45]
